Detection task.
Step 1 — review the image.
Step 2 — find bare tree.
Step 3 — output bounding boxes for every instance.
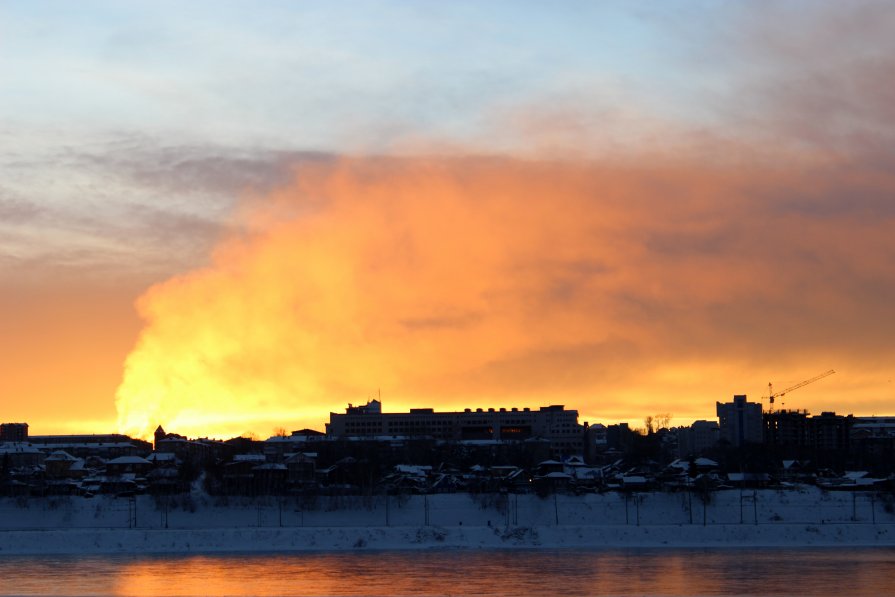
[654,413,673,430]
[644,414,672,435]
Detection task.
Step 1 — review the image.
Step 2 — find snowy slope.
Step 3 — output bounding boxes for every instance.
[1,488,893,554]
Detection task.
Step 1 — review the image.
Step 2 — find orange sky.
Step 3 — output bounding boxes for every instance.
[108,153,892,439]
[4,152,894,439]
[1,276,146,434]
[2,2,894,440]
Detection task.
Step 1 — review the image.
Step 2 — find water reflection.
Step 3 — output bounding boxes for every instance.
[0,549,893,596]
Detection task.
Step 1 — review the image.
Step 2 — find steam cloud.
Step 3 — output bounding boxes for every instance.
[115,153,895,439]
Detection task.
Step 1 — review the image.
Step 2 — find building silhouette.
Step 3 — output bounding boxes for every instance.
[0,423,28,443]
[327,400,584,459]
[716,395,762,447]
[677,420,719,457]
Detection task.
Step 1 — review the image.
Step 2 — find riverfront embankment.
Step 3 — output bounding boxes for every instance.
[2,487,894,554]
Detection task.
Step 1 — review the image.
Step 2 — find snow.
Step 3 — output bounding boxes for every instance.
[233,454,266,463]
[843,471,869,480]
[394,465,432,476]
[694,457,718,467]
[107,456,152,465]
[146,453,176,463]
[3,523,893,556]
[253,463,287,470]
[0,443,42,455]
[1,487,894,555]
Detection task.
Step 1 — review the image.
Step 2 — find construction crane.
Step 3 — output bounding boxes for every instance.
[763,369,835,412]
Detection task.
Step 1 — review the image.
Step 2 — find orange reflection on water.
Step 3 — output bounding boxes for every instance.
[104,549,895,597]
[112,555,319,596]
[113,553,428,597]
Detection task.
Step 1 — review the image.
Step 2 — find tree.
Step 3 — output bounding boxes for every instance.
[654,413,673,431]
[645,413,673,435]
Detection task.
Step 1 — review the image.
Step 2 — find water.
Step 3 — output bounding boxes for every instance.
[1,548,894,596]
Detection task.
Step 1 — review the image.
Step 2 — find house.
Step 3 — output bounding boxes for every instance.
[222,454,266,494]
[534,471,573,493]
[535,460,564,475]
[145,451,182,493]
[146,466,181,494]
[155,430,232,464]
[316,457,367,493]
[146,452,178,467]
[106,456,152,476]
[285,452,317,491]
[575,467,605,486]
[44,451,86,479]
[263,430,326,462]
[99,473,141,495]
[620,475,650,490]
[252,463,288,494]
[0,443,45,468]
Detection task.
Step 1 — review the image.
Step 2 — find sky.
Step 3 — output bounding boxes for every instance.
[1,1,894,439]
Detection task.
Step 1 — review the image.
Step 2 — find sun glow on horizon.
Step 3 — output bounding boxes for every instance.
[113,154,895,440]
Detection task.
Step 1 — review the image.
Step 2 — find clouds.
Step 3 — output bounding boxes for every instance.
[3,1,893,435]
[694,1,895,159]
[115,152,895,438]
[5,1,893,158]
[0,1,697,154]
[0,135,333,282]
[0,195,43,223]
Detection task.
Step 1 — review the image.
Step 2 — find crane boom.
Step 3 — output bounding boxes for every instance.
[764,369,835,411]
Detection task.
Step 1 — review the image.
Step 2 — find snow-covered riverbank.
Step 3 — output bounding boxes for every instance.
[2,487,894,554]
[2,523,895,555]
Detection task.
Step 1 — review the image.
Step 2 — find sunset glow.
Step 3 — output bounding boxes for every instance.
[117,153,892,439]
[2,1,893,438]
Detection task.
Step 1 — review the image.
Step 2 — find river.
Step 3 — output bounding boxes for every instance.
[1,548,894,595]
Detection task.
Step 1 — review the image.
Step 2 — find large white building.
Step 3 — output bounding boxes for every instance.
[326,400,585,458]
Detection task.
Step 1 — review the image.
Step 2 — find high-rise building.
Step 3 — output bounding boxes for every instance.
[809,412,852,452]
[763,409,810,449]
[716,395,762,447]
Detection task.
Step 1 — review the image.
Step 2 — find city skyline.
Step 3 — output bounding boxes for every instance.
[0,383,864,442]
[2,1,893,440]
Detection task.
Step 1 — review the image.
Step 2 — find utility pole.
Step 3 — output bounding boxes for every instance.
[635,494,640,527]
[703,496,707,527]
[687,478,693,524]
